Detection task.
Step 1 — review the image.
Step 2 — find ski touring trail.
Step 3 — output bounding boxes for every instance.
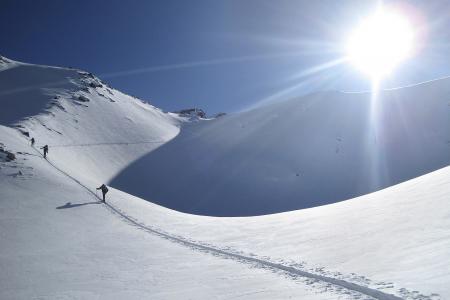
[47,140,167,148]
[29,144,411,300]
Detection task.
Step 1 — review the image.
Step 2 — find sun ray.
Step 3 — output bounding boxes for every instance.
[286,57,347,82]
[99,52,314,79]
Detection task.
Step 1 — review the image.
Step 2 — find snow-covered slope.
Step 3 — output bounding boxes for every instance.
[1,56,449,299]
[109,163,450,300]
[0,125,335,300]
[111,81,450,216]
[0,57,181,185]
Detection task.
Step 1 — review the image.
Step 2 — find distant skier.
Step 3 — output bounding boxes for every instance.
[31,137,35,147]
[40,144,49,158]
[96,184,109,202]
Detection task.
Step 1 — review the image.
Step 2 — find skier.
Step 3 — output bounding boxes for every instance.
[31,137,35,147]
[40,145,49,158]
[96,184,109,202]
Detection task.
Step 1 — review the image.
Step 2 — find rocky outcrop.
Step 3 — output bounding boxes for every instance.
[174,108,206,119]
[0,144,16,162]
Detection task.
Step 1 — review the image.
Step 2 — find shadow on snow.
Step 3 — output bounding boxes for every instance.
[56,201,102,209]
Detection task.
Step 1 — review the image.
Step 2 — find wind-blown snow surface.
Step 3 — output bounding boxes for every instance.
[1,56,449,299]
[112,83,450,216]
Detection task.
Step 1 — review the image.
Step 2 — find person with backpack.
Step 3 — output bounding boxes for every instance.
[31,137,35,147]
[96,184,109,202]
[40,145,49,158]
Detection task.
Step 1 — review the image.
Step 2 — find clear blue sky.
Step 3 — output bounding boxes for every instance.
[1,0,450,114]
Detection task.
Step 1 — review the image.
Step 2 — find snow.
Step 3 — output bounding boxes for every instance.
[0,58,181,185]
[0,55,16,71]
[107,166,450,298]
[0,129,336,300]
[1,56,449,299]
[111,81,450,216]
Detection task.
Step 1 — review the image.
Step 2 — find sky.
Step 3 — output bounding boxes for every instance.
[1,0,450,114]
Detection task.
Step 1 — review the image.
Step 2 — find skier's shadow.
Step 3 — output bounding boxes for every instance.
[56,201,102,209]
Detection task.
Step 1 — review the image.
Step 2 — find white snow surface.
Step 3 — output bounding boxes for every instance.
[0,58,182,185]
[1,57,449,299]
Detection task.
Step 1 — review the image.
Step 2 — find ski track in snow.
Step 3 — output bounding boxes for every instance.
[48,140,166,148]
[30,145,409,300]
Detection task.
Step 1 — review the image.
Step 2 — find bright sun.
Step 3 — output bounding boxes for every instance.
[347,8,415,79]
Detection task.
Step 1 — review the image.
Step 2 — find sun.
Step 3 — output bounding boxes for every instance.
[346,7,415,80]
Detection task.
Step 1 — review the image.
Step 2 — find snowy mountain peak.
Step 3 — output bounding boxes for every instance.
[0,57,181,184]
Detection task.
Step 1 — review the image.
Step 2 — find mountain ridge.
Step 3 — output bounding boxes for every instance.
[112,75,450,216]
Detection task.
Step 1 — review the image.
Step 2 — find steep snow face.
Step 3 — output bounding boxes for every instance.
[0,63,82,125]
[111,81,450,216]
[0,58,181,184]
